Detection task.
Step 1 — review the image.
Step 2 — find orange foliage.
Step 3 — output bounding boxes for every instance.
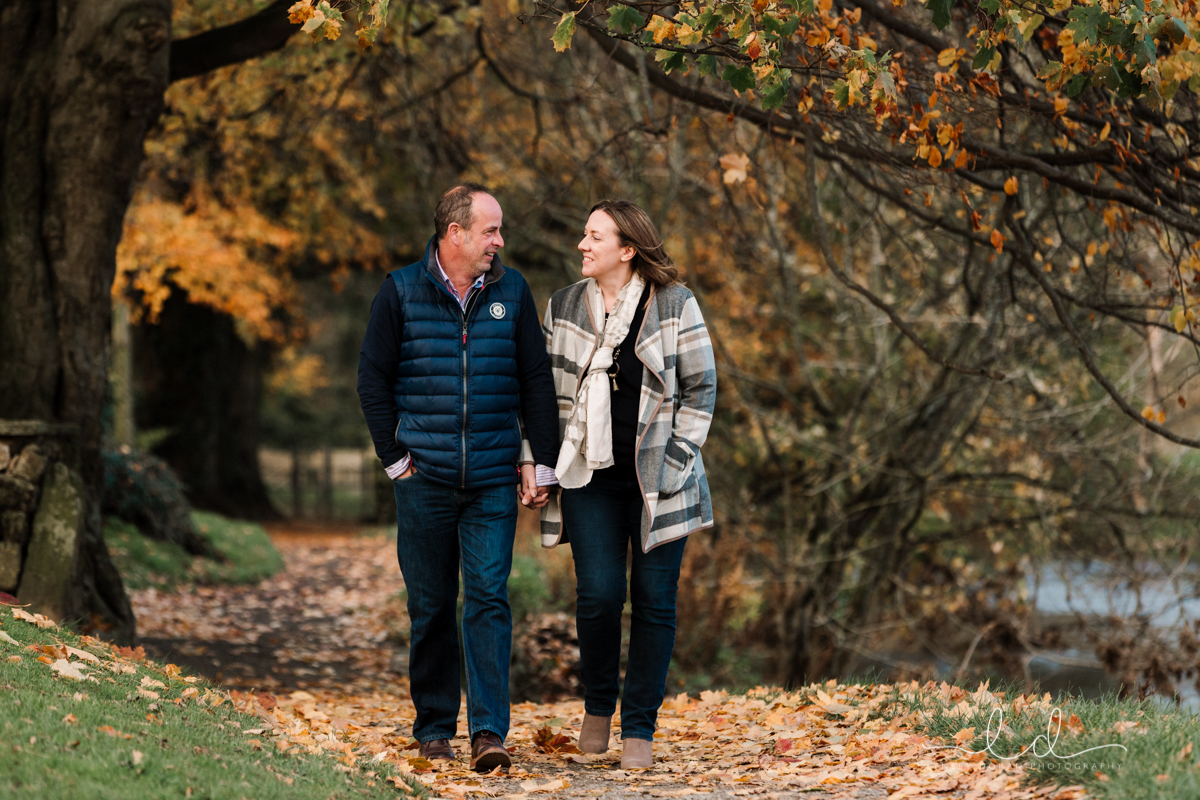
[115,187,299,343]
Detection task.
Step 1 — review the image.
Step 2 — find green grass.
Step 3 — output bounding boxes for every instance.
[905,682,1200,799]
[0,609,422,800]
[104,512,284,591]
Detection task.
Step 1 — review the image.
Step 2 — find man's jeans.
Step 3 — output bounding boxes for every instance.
[561,464,687,742]
[393,473,517,743]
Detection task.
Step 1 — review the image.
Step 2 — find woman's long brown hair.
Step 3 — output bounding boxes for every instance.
[590,199,679,288]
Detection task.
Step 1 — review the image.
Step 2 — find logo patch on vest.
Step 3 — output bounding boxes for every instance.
[489,302,506,319]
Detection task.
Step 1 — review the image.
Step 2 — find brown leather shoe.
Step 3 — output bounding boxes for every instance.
[469,731,512,772]
[418,738,455,761]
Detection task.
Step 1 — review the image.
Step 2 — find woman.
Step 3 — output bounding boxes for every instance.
[540,200,716,769]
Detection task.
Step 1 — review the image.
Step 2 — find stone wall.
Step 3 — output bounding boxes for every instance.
[0,420,81,619]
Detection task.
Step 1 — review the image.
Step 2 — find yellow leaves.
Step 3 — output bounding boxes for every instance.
[1017,13,1045,42]
[677,23,702,46]
[1141,405,1166,424]
[1100,122,1111,142]
[991,228,1006,253]
[287,1,315,25]
[269,349,330,396]
[1169,305,1196,333]
[1054,96,1069,116]
[813,689,853,715]
[1004,176,1018,195]
[937,48,964,68]
[648,16,676,45]
[292,0,343,40]
[115,187,301,344]
[927,146,943,168]
[720,152,751,184]
[846,69,867,106]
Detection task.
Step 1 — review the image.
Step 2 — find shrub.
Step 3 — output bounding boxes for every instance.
[102,446,211,556]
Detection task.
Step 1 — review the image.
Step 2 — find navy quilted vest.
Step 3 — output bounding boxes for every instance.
[389,246,525,488]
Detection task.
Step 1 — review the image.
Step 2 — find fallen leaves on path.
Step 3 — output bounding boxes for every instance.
[119,526,1089,799]
[131,529,405,692]
[216,680,1083,799]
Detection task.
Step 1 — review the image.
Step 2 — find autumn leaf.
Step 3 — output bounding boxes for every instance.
[744,31,763,60]
[66,645,99,664]
[50,658,88,681]
[648,16,676,45]
[1141,405,1156,420]
[1004,176,1018,195]
[1171,305,1188,332]
[720,153,751,184]
[520,778,570,793]
[98,725,133,739]
[532,725,582,754]
[11,607,56,628]
[300,8,326,34]
[552,12,576,53]
[287,1,315,25]
[990,228,1006,253]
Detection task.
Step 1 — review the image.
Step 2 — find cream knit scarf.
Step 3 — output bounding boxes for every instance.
[554,273,646,488]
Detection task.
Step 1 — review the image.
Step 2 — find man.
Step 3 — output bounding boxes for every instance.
[358,183,558,771]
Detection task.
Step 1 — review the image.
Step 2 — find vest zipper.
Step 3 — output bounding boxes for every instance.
[460,290,481,489]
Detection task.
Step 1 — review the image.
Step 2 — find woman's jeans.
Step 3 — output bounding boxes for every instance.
[393,473,517,743]
[562,465,687,742]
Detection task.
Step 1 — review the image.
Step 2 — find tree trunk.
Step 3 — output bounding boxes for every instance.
[133,294,280,520]
[0,0,170,642]
[110,301,136,448]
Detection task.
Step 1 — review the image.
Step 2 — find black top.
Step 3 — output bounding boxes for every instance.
[606,283,651,468]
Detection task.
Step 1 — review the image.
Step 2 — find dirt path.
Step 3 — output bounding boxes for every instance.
[131,525,1076,800]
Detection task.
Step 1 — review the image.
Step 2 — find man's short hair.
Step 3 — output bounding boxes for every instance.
[435,182,492,241]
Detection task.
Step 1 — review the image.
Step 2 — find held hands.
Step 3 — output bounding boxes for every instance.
[519,463,555,509]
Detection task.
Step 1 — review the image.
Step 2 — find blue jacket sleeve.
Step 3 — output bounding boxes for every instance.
[514,280,560,467]
[357,275,406,467]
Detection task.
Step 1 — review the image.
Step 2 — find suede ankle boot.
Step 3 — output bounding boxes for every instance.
[620,737,653,769]
[578,714,612,753]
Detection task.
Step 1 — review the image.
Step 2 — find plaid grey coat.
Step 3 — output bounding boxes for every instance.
[540,279,716,552]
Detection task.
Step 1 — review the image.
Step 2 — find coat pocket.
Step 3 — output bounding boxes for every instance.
[658,438,696,495]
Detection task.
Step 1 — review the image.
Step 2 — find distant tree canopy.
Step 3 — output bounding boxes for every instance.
[289,0,1200,444]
